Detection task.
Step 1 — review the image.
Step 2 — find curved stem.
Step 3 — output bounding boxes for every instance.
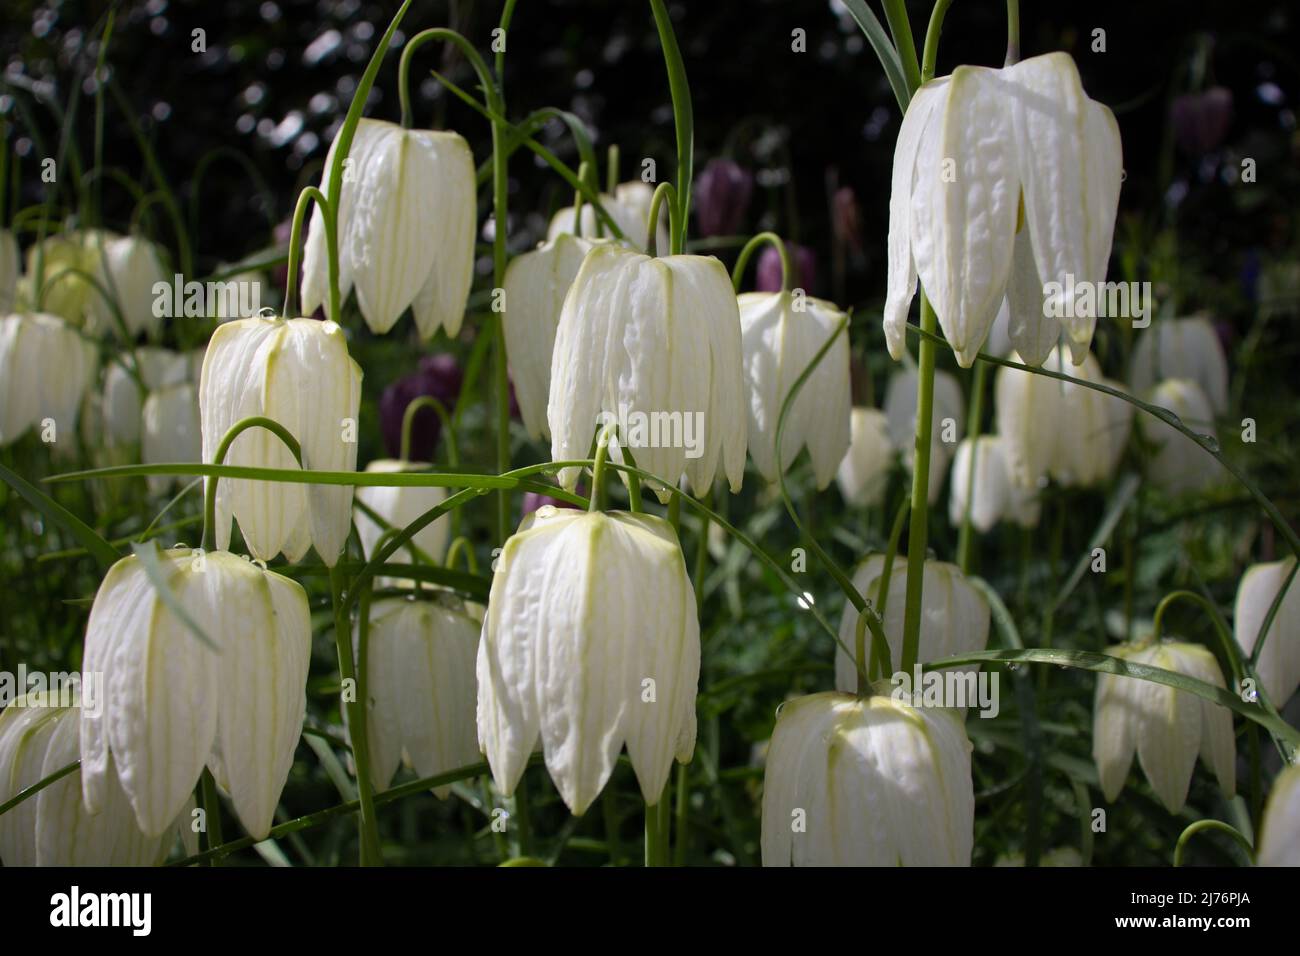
[731,231,792,293]
[201,416,303,553]
[1150,589,1245,685]
[444,535,479,574]
[921,0,955,83]
[399,395,458,466]
[283,186,330,318]
[899,295,938,675]
[648,0,693,255]
[644,181,678,257]
[1173,819,1254,867]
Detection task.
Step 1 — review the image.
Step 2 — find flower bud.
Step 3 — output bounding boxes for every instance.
[693,159,753,237]
[756,242,815,294]
[142,382,202,495]
[761,691,974,865]
[1171,87,1233,156]
[86,234,169,339]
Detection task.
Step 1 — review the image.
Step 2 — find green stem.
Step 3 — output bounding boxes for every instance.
[1173,819,1254,867]
[1149,589,1245,685]
[1004,0,1021,66]
[900,295,938,676]
[444,535,479,574]
[606,143,620,194]
[731,231,792,292]
[283,186,330,318]
[400,395,458,466]
[589,425,617,512]
[921,0,955,83]
[644,181,678,257]
[331,561,382,865]
[648,0,693,255]
[201,416,302,553]
[956,359,989,573]
[881,0,922,95]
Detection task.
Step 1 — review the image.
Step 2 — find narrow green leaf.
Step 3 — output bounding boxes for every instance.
[0,461,120,568]
[841,0,912,111]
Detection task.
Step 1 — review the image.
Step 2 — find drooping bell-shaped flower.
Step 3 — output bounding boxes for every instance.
[23,231,109,325]
[835,407,894,508]
[949,435,1041,532]
[757,243,816,294]
[1130,316,1228,416]
[302,118,476,339]
[694,159,754,238]
[761,690,974,866]
[354,459,450,586]
[883,361,964,503]
[360,596,480,797]
[477,507,700,815]
[142,383,201,494]
[81,549,311,839]
[0,229,18,313]
[885,52,1123,367]
[548,243,746,499]
[835,554,989,692]
[0,693,193,865]
[101,347,191,448]
[1139,378,1223,496]
[548,180,669,255]
[0,312,97,447]
[86,234,169,339]
[995,346,1131,489]
[738,290,850,487]
[1233,558,1300,707]
[1092,639,1235,813]
[199,315,361,566]
[1171,87,1233,156]
[1257,764,1300,867]
[502,232,599,439]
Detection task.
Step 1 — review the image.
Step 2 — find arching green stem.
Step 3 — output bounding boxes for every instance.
[283,186,331,318]
[200,416,302,553]
[1150,589,1246,686]
[648,0,693,255]
[731,231,792,293]
[1173,819,1254,867]
[644,181,679,258]
[921,0,955,83]
[445,536,479,575]
[400,395,459,467]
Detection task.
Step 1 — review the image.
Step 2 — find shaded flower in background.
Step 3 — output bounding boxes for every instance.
[756,242,815,293]
[1171,86,1234,155]
[693,158,754,237]
[379,353,463,461]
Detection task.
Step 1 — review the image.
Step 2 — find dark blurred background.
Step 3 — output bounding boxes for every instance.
[2,0,1297,320]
